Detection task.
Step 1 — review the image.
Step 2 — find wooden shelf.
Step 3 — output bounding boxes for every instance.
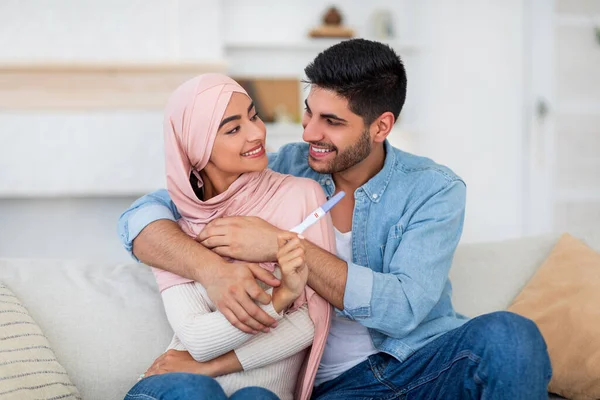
[0,61,228,110]
[225,39,420,53]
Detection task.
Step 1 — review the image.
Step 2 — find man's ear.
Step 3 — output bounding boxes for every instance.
[371,112,395,143]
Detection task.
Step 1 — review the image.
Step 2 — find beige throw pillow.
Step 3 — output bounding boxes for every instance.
[0,283,81,400]
[508,234,600,400]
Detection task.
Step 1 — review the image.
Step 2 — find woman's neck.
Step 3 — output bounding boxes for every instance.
[199,167,241,201]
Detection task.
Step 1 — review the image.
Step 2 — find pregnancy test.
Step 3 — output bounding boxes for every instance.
[290,191,345,234]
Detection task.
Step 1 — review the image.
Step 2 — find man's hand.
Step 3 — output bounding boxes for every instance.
[197,216,283,262]
[205,261,280,334]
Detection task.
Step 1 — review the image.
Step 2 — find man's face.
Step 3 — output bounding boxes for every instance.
[301,86,373,174]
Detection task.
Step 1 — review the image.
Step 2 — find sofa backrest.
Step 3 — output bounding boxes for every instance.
[449,231,600,317]
[2,231,599,399]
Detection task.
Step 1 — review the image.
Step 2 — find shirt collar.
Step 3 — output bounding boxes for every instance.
[361,140,396,203]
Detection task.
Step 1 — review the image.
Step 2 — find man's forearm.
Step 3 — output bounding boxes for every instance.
[304,239,347,310]
[133,219,221,284]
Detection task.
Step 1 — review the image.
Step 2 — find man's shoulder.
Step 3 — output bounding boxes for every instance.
[390,146,464,188]
[273,142,310,161]
[268,142,313,178]
[382,146,466,227]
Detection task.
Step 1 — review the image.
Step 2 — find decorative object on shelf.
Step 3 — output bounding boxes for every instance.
[309,6,354,38]
[371,10,395,39]
[273,104,294,124]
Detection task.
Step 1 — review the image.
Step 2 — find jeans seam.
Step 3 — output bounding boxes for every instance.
[401,350,481,394]
[125,395,159,400]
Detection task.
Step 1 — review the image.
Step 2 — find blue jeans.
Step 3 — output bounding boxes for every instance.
[125,373,280,400]
[311,311,552,400]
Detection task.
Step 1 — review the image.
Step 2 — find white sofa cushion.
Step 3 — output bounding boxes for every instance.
[0,259,172,400]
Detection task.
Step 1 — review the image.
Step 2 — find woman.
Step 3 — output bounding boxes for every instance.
[125,74,335,400]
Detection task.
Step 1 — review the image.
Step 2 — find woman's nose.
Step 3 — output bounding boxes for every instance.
[247,121,265,142]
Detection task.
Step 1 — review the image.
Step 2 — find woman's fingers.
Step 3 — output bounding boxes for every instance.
[277,231,298,248]
[278,248,305,267]
[277,239,304,261]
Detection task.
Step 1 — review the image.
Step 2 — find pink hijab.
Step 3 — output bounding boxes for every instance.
[154,73,287,290]
[153,74,333,400]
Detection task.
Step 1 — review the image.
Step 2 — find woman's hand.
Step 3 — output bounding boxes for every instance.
[143,350,213,378]
[272,232,308,313]
[142,350,243,380]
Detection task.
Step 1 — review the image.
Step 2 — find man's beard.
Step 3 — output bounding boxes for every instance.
[309,129,372,174]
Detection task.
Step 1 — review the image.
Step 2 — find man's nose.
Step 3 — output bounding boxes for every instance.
[302,119,323,143]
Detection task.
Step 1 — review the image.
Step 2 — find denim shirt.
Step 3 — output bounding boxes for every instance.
[118,140,468,363]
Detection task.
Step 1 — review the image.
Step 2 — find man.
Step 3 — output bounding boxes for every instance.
[119,39,551,399]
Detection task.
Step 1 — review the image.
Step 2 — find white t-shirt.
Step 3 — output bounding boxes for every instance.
[314,228,378,386]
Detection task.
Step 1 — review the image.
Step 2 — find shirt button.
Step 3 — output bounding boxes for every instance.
[372,194,378,199]
[326,179,332,185]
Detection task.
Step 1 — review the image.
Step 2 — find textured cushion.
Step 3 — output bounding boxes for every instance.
[0,260,173,400]
[508,234,600,400]
[0,283,80,400]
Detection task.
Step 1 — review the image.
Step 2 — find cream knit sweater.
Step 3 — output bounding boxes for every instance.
[161,279,315,400]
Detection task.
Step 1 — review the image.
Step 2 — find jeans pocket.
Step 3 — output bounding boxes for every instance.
[369,353,392,376]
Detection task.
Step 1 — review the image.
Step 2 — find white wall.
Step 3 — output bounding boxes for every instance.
[0,197,136,263]
[0,0,530,262]
[0,112,166,197]
[416,1,526,242]
[0,0,223,62]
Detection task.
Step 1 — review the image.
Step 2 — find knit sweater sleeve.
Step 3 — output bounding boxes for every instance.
[234,304,314,371]
[161,282,315,370]
[161,282,283,362]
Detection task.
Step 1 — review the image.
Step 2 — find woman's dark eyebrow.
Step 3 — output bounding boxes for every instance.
[218,101,255,129]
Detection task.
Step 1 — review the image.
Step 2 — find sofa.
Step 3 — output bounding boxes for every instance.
[2,231,597,399]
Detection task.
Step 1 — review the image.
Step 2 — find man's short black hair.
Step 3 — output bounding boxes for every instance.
[304,38,407,126]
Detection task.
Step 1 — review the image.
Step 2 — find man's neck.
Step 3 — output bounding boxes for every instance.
[332,142,386,194]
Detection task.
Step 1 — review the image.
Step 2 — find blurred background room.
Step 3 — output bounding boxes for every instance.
[0,0,598,263]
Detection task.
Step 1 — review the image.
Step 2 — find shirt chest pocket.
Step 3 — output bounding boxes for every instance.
[379,223,403,272]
